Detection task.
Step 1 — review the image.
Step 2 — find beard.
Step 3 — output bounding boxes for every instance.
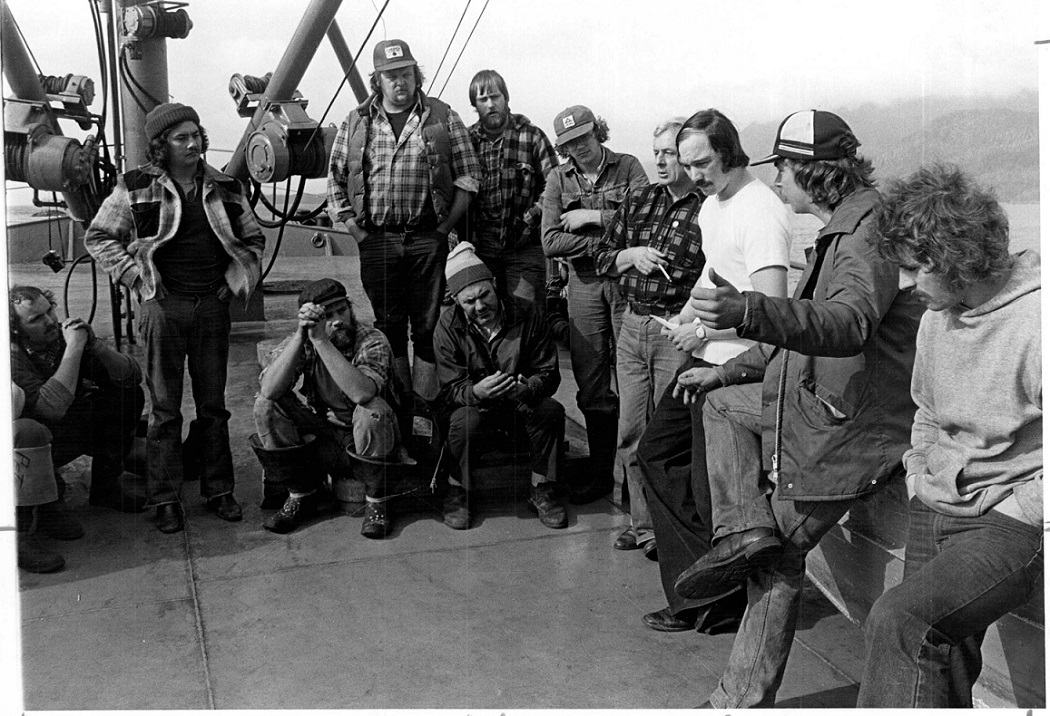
[481,108,509,132]
[329,323,356,351]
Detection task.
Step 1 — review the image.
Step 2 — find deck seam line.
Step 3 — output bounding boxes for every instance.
[182,522,217,710]
[791,632,858,685]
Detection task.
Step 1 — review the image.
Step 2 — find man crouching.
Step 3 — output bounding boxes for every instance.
[251,278,409,538]
[434,242,567,530]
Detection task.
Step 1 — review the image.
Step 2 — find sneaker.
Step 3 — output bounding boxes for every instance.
[527,482,567,529]
[442,485,471,530]
[17,535,64,573]
[36,499,85,541]
[263,493,316,534]
[361,500,392,539]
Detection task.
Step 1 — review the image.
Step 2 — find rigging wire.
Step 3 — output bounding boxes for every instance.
[436,0,491,99]
[427,0,472,96]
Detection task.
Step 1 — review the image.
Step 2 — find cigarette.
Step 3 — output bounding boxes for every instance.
[647,247,672,281]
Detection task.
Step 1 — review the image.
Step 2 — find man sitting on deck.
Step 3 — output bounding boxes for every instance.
[10,285,146,519]
[433,242,566,530]
[667,111,923,708]
[857,165,1042,708]
[251,278,410,539]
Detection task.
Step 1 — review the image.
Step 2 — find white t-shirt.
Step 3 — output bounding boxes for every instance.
[693,174,792,365]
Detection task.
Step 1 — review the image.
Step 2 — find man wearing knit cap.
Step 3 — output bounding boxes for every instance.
[327,39,481,402]
[433,242,567,529]
[86,102,265,534]
[251,278,409,538]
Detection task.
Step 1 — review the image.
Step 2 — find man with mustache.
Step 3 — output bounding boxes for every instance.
[251,278,408,538]
[86,102,265,534]
[9,285,146,560]
[433,242,566,530]
[328,39,481,403]
[461,69,558,312]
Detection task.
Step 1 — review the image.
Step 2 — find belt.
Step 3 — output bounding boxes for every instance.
[369,222,437,235]
[628,301,678,317]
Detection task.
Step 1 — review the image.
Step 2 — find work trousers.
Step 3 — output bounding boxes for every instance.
[253,393,400,496]
[615,308,683,545]
[476,243,546,315]
[445,398,564,491]
[139,291,233,506]
[358,229,447,362]
[566,266,623,415]
[856,499,1043,708]
[637,356,716,617]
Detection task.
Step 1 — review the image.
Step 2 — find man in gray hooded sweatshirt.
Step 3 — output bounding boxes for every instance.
[857,164,1042,708]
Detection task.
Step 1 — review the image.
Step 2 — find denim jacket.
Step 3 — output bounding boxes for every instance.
[540,148,648,275]
[85,162,265,301]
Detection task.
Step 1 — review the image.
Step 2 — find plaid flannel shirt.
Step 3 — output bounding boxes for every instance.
[467,113,558,251]
[327,94,479,228]
[261,324,393,424]
[593,183,705,313]
[84,162,264,301]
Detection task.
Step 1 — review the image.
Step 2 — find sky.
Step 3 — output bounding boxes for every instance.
[2,0,1045,179]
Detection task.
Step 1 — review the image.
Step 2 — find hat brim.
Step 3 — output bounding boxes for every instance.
[750,152,780,166]
[555,121,594,147]
[346,446,417,467]
[375,59,417,72]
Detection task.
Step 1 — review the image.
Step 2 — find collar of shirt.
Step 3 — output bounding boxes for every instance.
[369,92,423,120]
[466,302,506,343]
[564,146,614,179]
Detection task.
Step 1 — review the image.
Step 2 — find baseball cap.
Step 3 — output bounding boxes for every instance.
[373,39,417,73]
[298,278,349,308]
[752,110,859,165]
[553,105,596,146]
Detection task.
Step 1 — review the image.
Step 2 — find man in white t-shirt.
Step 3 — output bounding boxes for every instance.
[635,109,790,633]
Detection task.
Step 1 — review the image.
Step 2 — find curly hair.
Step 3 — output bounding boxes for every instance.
[676,109,749,169]
[146,123,209,170]
[555,116,610,158]
[871,164,1011,291]
[9,285,56,343]
[780,149,876,212]
[369,66,426,100]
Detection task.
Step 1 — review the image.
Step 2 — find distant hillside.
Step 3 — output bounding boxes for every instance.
[739,92,1038,203]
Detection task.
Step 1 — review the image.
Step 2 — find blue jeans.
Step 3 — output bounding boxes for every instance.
[566,267,623,414]
[139,291,234,506]
[477,243,546,314]
[703,382,776,541]
[615,308,683,544]
[358,229,447,362]
[709,490,853,708]
[857,499,1043,708]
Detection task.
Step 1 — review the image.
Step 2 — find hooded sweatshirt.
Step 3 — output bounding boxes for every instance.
[905,250,1042,526]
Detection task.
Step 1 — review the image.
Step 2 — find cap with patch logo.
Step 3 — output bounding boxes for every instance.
[752,109,859,165]
[373,39,417,72]
[553,105,596,147]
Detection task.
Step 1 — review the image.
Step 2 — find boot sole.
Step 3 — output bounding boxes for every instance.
[674,537,783,600]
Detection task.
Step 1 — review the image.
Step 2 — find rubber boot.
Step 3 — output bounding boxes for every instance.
[570,410,618,505]
[412,357,439,403]
[248,433,322,511]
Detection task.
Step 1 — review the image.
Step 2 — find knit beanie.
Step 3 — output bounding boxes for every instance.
[145,102,200,142]
[445,242,493,297]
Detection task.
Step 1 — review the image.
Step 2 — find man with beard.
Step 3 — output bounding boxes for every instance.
[250,279,408,538]
[327,39,480,401]
[85,102,265,534]
[461,69,558,311]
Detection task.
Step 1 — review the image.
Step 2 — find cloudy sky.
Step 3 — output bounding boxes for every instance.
[3,0,1044,170]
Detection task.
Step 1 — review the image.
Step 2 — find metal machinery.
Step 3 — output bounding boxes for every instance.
[2,0,370,341]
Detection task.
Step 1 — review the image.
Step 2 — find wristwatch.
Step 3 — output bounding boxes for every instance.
[694,321,707,341]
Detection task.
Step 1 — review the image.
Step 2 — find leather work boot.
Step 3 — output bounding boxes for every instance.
[361,500,392,539]
[527,482,567,529]
[442,484,471,530]
[18,534,64,573]
[263,492,317,534]
[206,494,243,522]
[674,527,783,600]
[36,499,85,541]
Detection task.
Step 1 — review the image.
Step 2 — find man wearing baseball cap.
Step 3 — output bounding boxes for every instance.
[540,105,648,505]
[327,39,481,403]
[433,242,567,530]
[661,110,922,708]
[85,102,265,534]
[251,278,409,538]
